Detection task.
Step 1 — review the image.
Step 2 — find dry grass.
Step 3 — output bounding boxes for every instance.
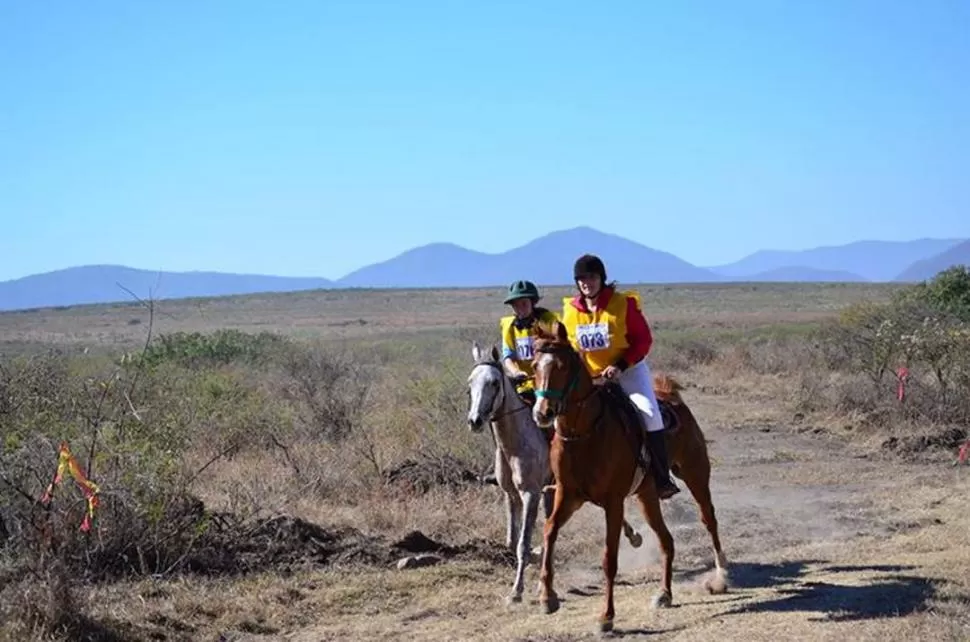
[2,281,969,641]
[0,282,899,351]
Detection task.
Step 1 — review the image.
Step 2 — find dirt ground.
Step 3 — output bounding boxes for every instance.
[73,383,970,642]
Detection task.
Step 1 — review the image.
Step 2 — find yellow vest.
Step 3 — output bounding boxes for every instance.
[560,290,638,377]
[500,308,560,392]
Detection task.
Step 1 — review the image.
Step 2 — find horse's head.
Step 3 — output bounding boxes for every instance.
[531,321,583,428]
[467,341,506,432]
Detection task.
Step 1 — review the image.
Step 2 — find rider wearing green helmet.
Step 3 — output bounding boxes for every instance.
[499,280,560,405]
[480,280,560,486]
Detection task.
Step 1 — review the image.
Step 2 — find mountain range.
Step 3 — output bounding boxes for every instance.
[1,227,967,311]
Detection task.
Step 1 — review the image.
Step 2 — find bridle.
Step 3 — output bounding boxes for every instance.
[533,343,589,405]
[471,361,531,422]
[534,347,580,403]
[532,343,600,441]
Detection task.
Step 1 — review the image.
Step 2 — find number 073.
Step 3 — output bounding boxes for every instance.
[579,331,607,350]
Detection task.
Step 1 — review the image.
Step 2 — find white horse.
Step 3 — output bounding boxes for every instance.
[466,342,642,605]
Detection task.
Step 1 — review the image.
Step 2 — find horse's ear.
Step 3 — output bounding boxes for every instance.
[472,341,483,362]
[555,321,568,343]
[490,345,500,362]
[537,320,558,341]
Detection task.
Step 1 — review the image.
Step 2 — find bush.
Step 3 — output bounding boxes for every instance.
[897,265,970,322]
[278,344,370,443]
[138,328,292,369]
[0,325,510,635]
[805,268,970,430]
[0,330,383,592]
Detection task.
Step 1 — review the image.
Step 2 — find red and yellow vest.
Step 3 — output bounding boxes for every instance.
[560,290,639,377]
[500,308,560,392]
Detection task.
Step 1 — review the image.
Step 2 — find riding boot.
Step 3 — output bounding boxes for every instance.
[646,431,680,499]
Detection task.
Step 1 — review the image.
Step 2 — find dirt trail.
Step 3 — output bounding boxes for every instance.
[250,390,970,641]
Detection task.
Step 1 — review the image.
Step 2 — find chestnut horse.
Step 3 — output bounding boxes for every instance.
[531,322,727,632]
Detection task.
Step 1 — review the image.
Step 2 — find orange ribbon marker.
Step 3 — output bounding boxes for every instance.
[40,441,101,532]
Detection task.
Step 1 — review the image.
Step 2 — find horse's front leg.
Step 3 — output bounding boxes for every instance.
[507,489,540,605]
[496,452,519,549]
[530,476,556,564]
[539,486,583,615]
[600,498,624,632]
[504,492,522,550]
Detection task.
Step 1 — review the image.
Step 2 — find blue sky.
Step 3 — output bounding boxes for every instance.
[2,0,968,281]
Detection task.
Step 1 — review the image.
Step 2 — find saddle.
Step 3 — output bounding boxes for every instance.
[591,379,680,433]
[593,380,680,476]
[597,382,649,470]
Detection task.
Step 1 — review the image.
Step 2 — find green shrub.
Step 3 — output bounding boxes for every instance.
[138,328,292,369]
[896,265,970,322]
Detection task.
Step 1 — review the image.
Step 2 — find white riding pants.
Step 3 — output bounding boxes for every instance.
[616,359,664,433]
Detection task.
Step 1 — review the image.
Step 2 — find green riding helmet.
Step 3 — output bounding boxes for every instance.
[503,280,541,304]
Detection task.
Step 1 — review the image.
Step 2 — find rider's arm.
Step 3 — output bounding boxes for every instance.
[502,356,524,378]
[500,319,523,375]
[615,296,653,371]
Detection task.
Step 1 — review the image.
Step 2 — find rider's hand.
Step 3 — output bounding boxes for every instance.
[511,372,528,384]
[601,365,621,380]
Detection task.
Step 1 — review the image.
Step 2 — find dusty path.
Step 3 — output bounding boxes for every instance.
[232,389,970,642]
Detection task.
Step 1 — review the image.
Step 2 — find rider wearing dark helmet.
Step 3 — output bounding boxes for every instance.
[560,254,680,500]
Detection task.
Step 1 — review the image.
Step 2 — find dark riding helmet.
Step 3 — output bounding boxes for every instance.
[573,254,607,283]
[504,280,541,304]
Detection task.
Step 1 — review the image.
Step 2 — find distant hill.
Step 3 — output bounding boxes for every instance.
[3,228,967,312]
[896,240,970,282]
[336,226,719,287]
[739,266,868,283]
[0,265,331,311]
[337,243,501,288]
[710,238,965,282]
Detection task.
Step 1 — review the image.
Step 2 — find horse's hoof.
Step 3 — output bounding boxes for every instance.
[541,594,560,614]
[651,591,672,609]
[628,532,643,548]
[505,593,523,606]
[703,568,729,594]
[598,618,614,634]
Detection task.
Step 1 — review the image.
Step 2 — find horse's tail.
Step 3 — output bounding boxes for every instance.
[653,373,684,405]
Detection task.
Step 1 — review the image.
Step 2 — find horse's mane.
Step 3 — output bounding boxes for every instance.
[532,320,572,354]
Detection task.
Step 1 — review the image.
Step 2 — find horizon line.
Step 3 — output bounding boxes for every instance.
[1,227,966,284]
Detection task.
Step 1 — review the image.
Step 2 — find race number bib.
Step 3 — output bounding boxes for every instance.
[515,336,534,360]
[576,323,610,352]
